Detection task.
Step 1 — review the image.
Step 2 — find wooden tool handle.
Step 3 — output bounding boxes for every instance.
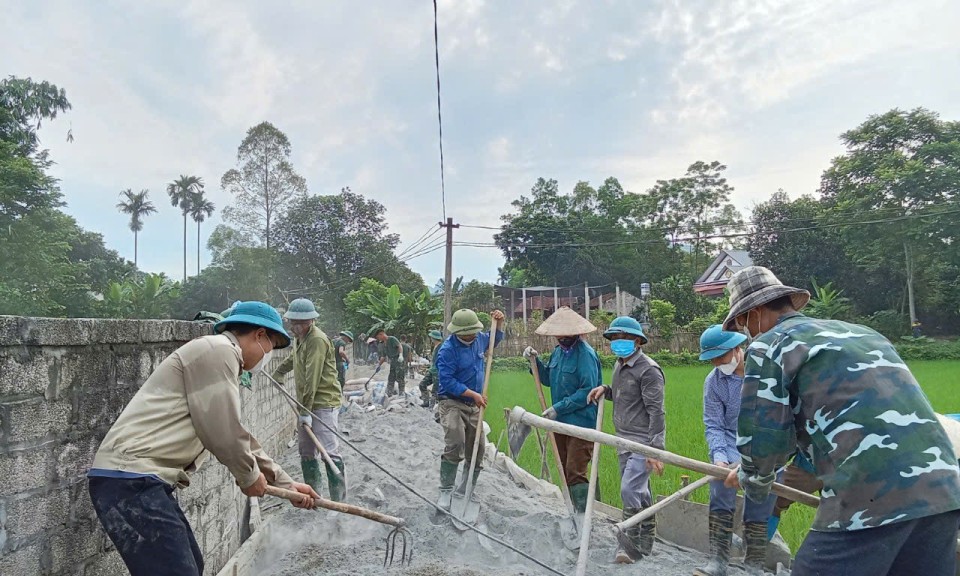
[528,356,577,512]
[264,486,405,527]
[616,475,712,531]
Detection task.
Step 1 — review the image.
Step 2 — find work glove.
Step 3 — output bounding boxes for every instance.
[522,346,539,359]
[343,361,349,371]
[542,406,557,420]
[298,414,313,428]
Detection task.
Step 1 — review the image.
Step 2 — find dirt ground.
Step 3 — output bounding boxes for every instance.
[251,372,779,576]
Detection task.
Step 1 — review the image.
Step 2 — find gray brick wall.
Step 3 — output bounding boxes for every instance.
[0,316,297,576]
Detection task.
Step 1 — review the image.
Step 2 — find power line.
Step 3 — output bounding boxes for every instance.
[459,203,946,236]
[432,0,447,220]
[451,207,960,250]
[397,223,443,259]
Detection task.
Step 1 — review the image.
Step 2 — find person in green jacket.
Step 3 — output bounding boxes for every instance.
[522,307,601,513]
[419,329,444,408]
[272,298,347,501]
[401,335,414,379]
[333,330,353,390]
[376,328,405,396]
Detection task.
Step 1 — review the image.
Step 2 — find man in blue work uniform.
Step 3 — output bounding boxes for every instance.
[522,306,601,513]
[435,308,505,508]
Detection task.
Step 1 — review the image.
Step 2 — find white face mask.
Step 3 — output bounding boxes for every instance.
[718,349,741,376]
[249,336,273,373]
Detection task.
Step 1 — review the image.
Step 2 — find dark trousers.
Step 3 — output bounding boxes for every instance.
[89,476,203,576]
[387,360,405,395]
[793,510,960,576]
[554,433,594,486]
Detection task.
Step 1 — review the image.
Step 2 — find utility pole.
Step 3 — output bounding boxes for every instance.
[440,217,460,333]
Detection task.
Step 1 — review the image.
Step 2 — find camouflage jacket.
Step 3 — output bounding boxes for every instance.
[737,313,960,531]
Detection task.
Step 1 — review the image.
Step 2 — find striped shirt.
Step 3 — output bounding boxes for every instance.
[703,368,743,465]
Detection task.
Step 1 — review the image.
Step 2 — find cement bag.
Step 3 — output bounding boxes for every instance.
[484,443,560,499]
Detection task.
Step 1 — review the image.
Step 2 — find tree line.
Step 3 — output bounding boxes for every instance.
[3,74,957,341]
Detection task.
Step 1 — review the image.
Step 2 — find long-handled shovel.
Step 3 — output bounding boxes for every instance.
[526,355,582,550]
[575,399,605,575]
[450,318,499,529]
[264,485,412,566]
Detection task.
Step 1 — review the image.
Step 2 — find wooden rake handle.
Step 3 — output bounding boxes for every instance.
[264,486,405,527]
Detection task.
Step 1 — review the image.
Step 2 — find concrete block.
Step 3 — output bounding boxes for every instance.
[88,319,140,344]
[138,321,176,343]
[49,521,101,574]
[0,446,53,497]
[17,318,95,347]
[3,490,71,540]
[0,315,22,346]
[113,350,152,390]
[69,480,98,526]
[53,436,100,484]
[1,396,72,445]
[59,351,111,395]
[0,541,43,575]
[0,349,50,397]
[81,550,126,576]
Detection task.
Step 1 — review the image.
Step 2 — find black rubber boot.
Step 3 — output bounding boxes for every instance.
[743,521,767,575]
[614,506,643,563]
[693,510,733,576]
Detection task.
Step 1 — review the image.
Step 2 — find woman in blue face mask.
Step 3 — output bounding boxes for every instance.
[586,316,666,564]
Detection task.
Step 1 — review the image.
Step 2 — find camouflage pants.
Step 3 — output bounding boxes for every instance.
[387,360,405,395]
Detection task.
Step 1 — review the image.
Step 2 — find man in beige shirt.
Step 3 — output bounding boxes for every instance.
[88,301,317,576]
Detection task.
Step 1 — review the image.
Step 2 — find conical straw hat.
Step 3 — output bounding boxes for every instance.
[535,306,597,336]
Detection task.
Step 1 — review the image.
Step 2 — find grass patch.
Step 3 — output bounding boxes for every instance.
[483,360,960,554]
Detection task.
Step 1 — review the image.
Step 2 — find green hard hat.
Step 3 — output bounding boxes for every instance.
[428,329,443,341]
[339,330,355,341]
[284,298,319,320]
[447,309,483,336]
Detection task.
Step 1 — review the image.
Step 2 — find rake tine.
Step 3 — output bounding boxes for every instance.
[384,526,414,567]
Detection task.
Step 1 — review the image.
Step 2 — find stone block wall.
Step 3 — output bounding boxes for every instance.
[0,316,297,575]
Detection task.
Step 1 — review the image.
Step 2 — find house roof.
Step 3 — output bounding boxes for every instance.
[695,249,755,286]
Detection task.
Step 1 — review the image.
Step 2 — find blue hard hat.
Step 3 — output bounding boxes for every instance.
[214,301,291,349]
[698,324,746,361]
[603,316,647,344]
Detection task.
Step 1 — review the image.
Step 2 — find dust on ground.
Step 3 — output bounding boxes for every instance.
[253,374,767,576]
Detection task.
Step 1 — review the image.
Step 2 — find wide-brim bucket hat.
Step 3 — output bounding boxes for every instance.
[535,306,597,336]
[722,266,810,331]
[215,301,291,348]
[698,324,747,361]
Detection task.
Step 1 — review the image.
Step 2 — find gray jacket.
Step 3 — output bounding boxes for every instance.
[605,351,666,452]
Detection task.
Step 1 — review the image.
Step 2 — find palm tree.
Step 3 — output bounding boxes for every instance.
[188,190,215,276]
[166,175,203,282]
[116,188,157,267]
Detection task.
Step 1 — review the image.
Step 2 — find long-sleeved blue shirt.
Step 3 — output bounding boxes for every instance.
[702,368,743,465]
[534,340,601,429]
[436,330,504,402]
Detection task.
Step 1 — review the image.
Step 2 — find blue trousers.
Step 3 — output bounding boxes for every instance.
[89,476,203,576]
[709,470,779,523]
[793,510,960,576]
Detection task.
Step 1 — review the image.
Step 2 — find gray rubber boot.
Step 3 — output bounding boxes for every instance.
[743,521,767,575]
[693,510,733,576]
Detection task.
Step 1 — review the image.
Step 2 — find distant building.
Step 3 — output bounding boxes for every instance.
[693,249,754,296]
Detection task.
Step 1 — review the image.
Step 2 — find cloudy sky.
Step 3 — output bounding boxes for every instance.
[5,0,960,286]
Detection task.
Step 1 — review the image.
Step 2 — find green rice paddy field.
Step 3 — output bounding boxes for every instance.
[482,360,960,553]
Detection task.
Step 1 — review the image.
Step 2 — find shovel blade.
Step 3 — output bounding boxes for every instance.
[507,419,532,459]
[449,493,480,531]
[559,516,581,550]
